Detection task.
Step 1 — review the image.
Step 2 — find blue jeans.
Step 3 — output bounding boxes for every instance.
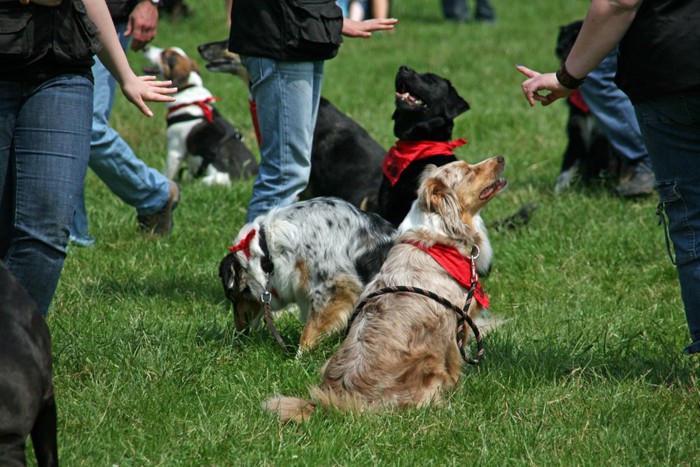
[241,56,323,223]
[635,90,700,347]
[71,22,170,245]
[580,50,647,162]
[0,75,93,316]
[441,0,496,21]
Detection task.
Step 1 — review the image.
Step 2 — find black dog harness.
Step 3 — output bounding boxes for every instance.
[347,285,484,365]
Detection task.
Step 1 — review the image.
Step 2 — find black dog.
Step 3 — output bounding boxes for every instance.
[376,65,471,226]
[0,262,58,467]
[555,20,620,193]
[197,40,386,210]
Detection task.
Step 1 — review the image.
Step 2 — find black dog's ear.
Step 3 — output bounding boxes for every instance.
[445,84,470,120]
[218,253,238,301]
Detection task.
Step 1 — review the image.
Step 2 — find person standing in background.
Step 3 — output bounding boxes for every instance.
[70,0,180,247]
[227,0,397,223]
[0,0,176,316]
[518,0,700,355]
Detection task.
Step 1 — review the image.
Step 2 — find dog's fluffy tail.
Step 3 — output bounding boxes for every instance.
[263,388,372,422]
[263,396,318,423]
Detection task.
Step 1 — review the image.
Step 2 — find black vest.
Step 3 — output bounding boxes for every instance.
[615,0,700,103]
[228,0,343,61]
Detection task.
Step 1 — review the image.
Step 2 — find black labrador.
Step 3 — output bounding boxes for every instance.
[376,65,471,226]
[0,261,57,467]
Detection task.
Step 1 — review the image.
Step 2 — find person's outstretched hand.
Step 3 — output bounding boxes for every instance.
[517,65,572,107]
[121,75,177,117]
[342,17,398,38]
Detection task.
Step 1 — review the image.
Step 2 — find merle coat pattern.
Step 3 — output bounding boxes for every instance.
[219,197,396,355]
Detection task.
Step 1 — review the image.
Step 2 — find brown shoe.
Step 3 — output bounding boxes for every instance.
[137,182,180,237]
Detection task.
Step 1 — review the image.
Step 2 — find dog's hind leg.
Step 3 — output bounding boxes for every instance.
[297,277,363,356]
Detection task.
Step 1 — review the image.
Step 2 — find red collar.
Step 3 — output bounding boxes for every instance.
[568,89,589,113]
[382,138,468,186]
[229,229,256,259]
[406,241,489,309]
[167,96,219,123]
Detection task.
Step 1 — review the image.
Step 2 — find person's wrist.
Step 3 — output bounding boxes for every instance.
[556,62,586,89]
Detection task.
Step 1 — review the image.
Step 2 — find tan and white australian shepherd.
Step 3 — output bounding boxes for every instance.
[263,157,507,422]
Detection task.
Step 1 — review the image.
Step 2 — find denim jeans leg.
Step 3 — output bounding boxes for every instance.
[580,51,647,162]
[0,76,93,316]
[635,91,700,346]
[72,22,170,241]
[441,0,469,21]
[242,57,323,223]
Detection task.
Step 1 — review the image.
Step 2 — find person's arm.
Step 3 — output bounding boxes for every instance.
[226,0,233,27]
[125,0,159,52]
[342,17,397,38]
[12,0,62,5]
[517,0,642,107]
[82,0,175,116]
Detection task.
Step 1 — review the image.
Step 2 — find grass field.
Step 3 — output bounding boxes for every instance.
[44,0,700,464]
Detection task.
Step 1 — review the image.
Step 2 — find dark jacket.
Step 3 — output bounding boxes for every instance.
[106,0,140,22]
[615,0,700,103]
[0,0,102,83]
[228,0,343,61]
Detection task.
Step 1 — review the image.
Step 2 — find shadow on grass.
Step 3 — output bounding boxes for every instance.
[482,331,698,388]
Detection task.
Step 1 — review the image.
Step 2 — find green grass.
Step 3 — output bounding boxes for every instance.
[44,0,700,464]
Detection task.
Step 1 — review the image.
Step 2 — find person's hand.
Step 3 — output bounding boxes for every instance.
[517,65,571,107]
[342,17,397,38]
[125,0,159,52]
[120,75,177,117]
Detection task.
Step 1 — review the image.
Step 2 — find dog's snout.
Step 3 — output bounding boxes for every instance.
[495,156,505,165]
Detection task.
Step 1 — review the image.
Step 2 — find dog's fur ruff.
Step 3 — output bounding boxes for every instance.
[219,197,396,354]
[377,65,471,226]
[197,40,386,210]
[554,20,620,193]
[0,262,58,466]
[143,45,257,186]
[263,157,507,422]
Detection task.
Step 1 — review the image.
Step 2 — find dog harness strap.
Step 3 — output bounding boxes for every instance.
[382,138,468,186]
[405,242,490,309]
[167,96,220,123]
[257,225,274,275]
[347,285,484,365]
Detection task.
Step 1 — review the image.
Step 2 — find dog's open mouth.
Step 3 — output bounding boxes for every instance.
[480,178,508,200]
[395,90,426,108]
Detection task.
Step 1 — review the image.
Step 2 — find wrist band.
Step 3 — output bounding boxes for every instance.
[556,62,586,89]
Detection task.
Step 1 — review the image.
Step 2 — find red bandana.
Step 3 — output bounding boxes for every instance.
[407,241,490,309]
[381,138,468,186]
[568,89,589,113]
[167,96,220,123]
[229,229,256,259]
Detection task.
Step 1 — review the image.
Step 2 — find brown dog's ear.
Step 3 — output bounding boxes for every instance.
[418,165,472,240]
[168,53,193,90]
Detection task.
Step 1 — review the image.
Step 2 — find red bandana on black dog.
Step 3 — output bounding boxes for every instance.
[406,241,489,308]
[382,138,468,186]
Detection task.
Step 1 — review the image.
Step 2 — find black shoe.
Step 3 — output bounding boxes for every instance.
[683,340,700,355]
[615,160,655,197]
[137,182,180,237]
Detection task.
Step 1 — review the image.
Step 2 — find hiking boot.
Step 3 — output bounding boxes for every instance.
[137,182,180,237]
[615,160,655,197]
[683,340,700,355]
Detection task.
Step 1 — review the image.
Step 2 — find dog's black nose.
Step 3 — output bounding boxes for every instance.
[496,156,505,164]
[399,65,412,73]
